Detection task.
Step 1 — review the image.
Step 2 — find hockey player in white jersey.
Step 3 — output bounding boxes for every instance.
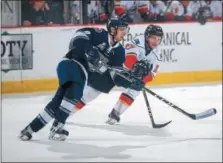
[106,24,164,125]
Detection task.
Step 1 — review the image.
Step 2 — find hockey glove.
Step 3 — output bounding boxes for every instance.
[131,60,153,79]
[129,77,145,91]
[112,70,145,91]
[85,47,100,66]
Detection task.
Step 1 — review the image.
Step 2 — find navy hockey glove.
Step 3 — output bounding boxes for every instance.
[131,60,153,79]
[85,47,100,66]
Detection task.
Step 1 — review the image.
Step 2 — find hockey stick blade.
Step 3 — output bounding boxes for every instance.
[191,108,217,120]
[143,90,172,129]
[153,120,172,128]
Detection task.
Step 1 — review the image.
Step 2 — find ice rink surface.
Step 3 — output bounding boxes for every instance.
[2,84,222,162]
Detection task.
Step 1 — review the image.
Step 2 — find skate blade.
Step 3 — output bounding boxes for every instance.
[105,118,119,125]
[49,134,67,141]
[19,134,31,141]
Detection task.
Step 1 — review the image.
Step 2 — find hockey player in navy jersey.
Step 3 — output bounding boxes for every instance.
[19,18,151,141]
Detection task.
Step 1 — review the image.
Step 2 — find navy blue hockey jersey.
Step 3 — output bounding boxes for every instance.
[66,27,125,93]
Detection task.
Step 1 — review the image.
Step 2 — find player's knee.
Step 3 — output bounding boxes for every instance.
[45,85,66,114]
[59,82,84,114]
[64,82,84,100]
[56,98,77,124]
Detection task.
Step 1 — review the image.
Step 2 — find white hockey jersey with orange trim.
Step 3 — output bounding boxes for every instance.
[124,34,161,84]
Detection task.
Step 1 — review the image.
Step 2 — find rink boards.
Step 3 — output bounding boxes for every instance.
[1,22,222,94]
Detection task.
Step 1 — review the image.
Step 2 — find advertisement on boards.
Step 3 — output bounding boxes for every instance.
[121,28,192,64]
[1,32,33,72]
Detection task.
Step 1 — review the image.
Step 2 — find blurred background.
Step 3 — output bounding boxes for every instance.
[1,0,222,27]
[1,0,222,94]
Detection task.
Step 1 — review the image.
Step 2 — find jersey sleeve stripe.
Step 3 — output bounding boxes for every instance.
[124,54,138,69]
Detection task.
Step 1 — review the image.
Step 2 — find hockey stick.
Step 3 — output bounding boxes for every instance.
[143,90,172,128]
[107,66,217,120]
[143,87,217,120]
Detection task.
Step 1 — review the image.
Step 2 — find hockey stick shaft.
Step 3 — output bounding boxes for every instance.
[143,87,217,120]
[143,87,191,116]
[142,90,156,125]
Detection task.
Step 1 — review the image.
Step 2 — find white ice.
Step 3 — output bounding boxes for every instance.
[2,84,222,162]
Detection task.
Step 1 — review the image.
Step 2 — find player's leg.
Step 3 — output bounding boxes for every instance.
[48,85,101,140]
[19,85,67,141]
[106,88,140,125]
[20,59,87,141]
[48,59,87,141]
[49,81,84,140]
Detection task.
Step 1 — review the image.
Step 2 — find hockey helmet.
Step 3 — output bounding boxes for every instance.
[144,24,164,49]
[145,24,164,38]
[106,17,129,36]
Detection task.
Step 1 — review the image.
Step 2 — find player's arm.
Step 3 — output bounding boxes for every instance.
[142,47,161,85]
[111,61,153,91]
[109,43,144,91]
[69,28,105,65]
[123,43,140,69]
[69,28,94,51]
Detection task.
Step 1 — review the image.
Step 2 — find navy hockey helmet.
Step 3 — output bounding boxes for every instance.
[145,24,164,38]
[106,17,129,36]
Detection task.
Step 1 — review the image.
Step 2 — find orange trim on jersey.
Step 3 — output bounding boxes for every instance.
[75,100,85,110]
[124,54,138,69]
[119,94,134,106]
